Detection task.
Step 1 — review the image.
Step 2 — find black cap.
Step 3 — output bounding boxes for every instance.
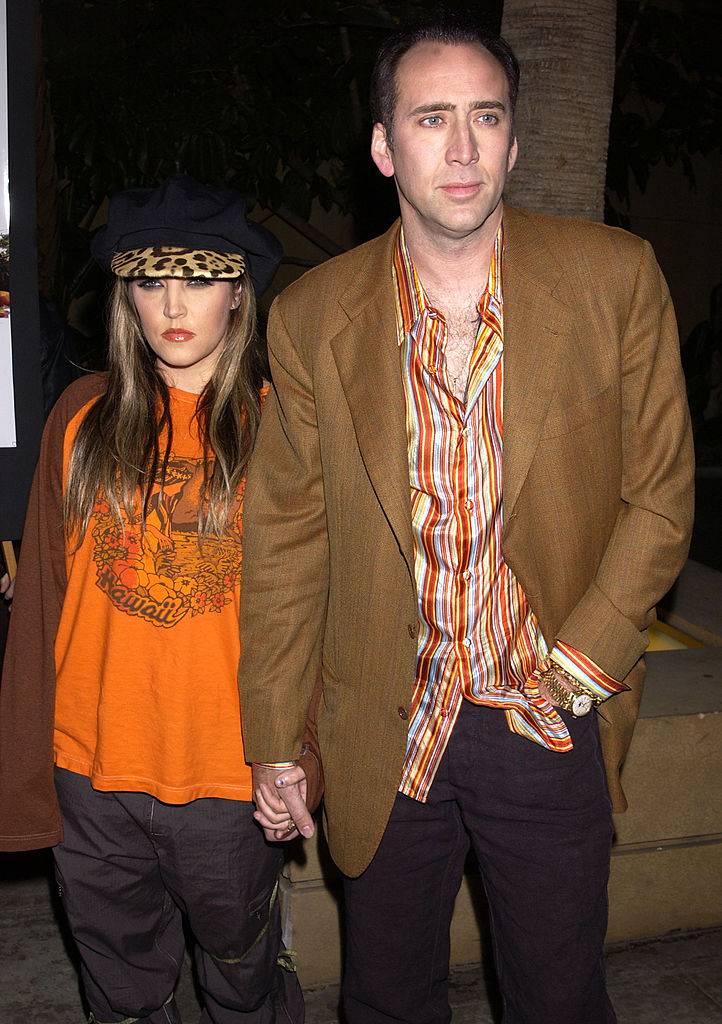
[91,175,284,296]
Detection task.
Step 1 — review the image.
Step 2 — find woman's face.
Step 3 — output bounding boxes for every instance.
[130,276,241,393]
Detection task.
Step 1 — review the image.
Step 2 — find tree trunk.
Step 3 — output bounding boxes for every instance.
[500,0,616,221]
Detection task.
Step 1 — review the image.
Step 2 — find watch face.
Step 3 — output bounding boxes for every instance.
[572,693,593,717]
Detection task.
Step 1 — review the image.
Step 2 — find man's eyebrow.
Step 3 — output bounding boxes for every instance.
[407,100,507,116]
[408,102,455,116]
[469,100,507,112]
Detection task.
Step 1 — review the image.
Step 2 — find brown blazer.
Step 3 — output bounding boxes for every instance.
[237,205,694,878]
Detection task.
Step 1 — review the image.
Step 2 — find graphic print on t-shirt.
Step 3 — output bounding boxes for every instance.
[90,454,243,628]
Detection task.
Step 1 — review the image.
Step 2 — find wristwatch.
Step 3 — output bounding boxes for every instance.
[539,665,595,717]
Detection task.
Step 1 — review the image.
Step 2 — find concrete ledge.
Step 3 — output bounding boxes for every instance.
[286,880,343,988]
[641,649,722,715]
[660,559,722,646]
[612,700,722,845]
[607,838,722,942]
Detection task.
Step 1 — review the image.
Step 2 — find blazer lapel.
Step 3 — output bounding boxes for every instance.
[502,206,574,524]
[327,208,573,565]
[330,224,415,573]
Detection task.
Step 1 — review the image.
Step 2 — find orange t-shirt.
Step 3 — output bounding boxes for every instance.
[53,387,253,802]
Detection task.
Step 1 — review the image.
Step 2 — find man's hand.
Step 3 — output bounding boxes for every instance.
[252,763,315,842]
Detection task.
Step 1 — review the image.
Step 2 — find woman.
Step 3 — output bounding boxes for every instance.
[0,176,320,1023]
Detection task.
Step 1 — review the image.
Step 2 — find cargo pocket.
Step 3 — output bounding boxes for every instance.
[211,880,279,965]
[195,880,285,1014]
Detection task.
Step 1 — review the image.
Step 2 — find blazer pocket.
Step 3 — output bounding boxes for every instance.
[540,383,616,439]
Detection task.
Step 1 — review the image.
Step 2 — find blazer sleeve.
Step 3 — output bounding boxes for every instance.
[237,297,330,764]
[0,392,69,849]
[556,241,695,680]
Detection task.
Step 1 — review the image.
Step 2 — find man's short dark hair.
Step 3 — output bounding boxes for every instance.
[369,13,520,143]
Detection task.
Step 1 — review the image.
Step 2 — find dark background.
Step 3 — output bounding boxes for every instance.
[1,0,721,564]
[0,1,43,541]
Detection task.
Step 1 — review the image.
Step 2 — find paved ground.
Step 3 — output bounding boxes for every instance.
[1,852,721,1023]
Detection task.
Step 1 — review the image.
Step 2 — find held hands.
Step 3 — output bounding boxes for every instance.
[252,761,316,843]
[252,689,325,843]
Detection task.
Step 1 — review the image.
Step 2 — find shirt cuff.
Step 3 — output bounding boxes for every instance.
[550,641,629,701]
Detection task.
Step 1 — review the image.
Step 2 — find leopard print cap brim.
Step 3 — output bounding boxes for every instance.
[110,246,246,279]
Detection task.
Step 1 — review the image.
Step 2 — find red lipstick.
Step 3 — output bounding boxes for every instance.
[161,329,196,343]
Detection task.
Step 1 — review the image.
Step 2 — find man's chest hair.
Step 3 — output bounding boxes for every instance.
[443,303,481,396]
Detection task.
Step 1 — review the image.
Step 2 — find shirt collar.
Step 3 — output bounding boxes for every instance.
[392,222,504,346]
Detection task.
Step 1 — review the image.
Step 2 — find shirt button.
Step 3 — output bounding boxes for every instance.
[461,427,469,437]
[439,707,450,719]
[462,637,472,648]
[464,500,474,511]
[398,706,408,720]
[462,570,472,581]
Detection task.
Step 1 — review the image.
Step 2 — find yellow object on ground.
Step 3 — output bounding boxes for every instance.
[647,620,703,651]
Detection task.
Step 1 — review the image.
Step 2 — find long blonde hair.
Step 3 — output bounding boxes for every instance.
[64,274,261,542]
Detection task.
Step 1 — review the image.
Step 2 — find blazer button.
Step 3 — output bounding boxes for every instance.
[398,706,408,720]
[407,623,417,638]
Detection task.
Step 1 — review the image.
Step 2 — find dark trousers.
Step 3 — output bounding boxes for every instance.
[53,768,303,1024]
[342,701,615,1024]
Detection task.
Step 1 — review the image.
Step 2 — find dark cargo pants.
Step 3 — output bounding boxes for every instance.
[53,768,303,1024]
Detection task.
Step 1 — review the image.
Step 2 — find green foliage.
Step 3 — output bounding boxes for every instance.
[42,0,446,302]
[45,1,719,296]
[606,0,722,222]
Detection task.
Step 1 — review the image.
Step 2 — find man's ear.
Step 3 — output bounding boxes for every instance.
[507,135,518,173]
[371,123,395,179]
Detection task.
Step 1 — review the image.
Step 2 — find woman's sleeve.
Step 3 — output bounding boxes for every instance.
[0,379,97,850]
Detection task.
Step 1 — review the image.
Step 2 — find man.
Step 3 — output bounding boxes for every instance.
[239,15,694,1024]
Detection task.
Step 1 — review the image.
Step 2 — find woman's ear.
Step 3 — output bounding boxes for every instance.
[231,282,243,310]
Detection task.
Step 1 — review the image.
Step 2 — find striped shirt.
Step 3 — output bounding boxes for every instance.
[394,225,625,802]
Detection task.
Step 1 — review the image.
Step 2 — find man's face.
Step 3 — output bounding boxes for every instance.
[371,41,518,241]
